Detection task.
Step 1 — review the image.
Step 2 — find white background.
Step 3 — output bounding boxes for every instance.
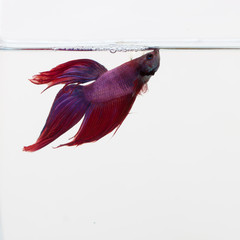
[1,0,240,240]
[1,0,240,41]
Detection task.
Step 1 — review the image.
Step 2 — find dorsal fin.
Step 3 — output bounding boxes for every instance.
[30,59,107,91]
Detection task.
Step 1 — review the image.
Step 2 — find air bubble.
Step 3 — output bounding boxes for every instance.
[110,49,117,53]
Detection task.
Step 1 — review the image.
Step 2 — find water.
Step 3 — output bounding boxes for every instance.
[1,48,240,240]
[2,39,240,51]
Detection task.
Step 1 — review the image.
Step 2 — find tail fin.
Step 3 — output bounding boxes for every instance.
[30,59,107,91]
[23,85,90,152]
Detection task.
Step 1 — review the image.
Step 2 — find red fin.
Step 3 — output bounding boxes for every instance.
[23,85,90,152]
[30,59,107,90]
[58,95,137,147]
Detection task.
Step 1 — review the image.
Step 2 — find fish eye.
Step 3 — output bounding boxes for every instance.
[146,53,153,60]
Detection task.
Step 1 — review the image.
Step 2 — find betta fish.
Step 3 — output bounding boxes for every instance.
[23,49,160,152]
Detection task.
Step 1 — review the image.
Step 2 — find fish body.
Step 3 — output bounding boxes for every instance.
[23,50,160,151]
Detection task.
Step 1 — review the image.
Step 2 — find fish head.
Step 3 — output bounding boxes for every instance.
[137,49,160,80]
